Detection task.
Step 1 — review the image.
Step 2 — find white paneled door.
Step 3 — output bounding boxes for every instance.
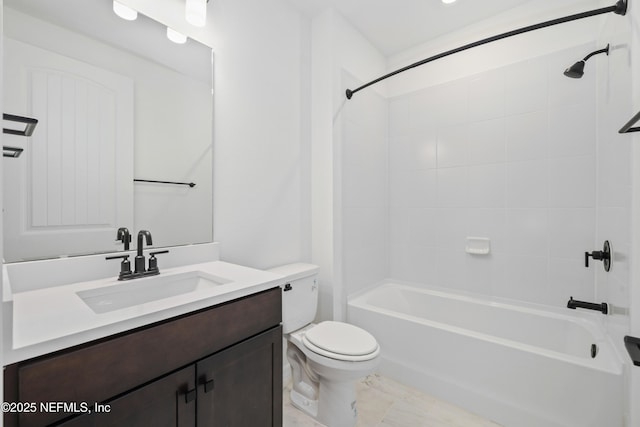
[3,38,134,261]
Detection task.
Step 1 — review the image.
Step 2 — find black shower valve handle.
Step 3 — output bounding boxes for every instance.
[584,241,611,271]
[585,250,605,267]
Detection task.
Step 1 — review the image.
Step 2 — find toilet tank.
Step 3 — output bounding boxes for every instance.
[268,263,319,334]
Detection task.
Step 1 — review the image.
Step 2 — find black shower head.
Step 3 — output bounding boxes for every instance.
[564,60,586,78]
[563,44,609,79]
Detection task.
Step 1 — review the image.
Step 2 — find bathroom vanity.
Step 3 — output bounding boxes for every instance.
[2,244,285,427]
[4,287,282,427]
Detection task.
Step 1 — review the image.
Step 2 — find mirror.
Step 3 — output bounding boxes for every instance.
[3,0,213,262]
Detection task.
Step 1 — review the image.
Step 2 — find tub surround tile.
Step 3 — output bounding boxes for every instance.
[437,124,469,168]
[407,208,438,246]
[386,44,601,311]
[408,87,440,132]
[503,58,547,115]
[548,258,595,304]
[505,208,549,256]
[389,98,410,137]
[505,110,547,162]
[546,208,595,259]
[435,208,468,250]
[431,81,469,127]
[547,155,595,208]
[411,169,438,208]
[467,164,506,208]
[437,167,469,208]
[468,69,505,123]
[466,117,506,166]
[547,103,596,158]
[506,160,548,208]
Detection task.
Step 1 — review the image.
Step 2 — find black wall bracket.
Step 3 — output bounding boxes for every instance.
[3,113,38,159]
[624,336,640,367]
[619,110,640,133]
[2,146,24,158]
[3,113,38,137]
[134,179,196,188]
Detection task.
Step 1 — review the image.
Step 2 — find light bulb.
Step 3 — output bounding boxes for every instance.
[185,0,207,27]
[113,0,138,20]
[167,27,187,44]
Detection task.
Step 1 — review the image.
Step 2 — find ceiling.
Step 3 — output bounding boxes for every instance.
[286,0,603,56]
[4,0,212,82]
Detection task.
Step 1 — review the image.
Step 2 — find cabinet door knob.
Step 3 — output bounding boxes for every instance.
[203,378,214,393]
[184,388,196,403]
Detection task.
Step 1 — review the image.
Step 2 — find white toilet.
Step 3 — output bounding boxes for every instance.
[269,263,380,427]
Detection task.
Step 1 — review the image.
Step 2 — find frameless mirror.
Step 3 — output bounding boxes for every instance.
[3,0,213,262]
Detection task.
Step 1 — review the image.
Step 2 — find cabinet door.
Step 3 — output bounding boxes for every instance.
[196,326,282,427]
[59,365,196,427]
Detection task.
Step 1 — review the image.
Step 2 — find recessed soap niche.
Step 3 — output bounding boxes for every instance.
[465,237,490,255]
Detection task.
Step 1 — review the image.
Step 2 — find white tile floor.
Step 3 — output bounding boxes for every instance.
[283,374,502,427]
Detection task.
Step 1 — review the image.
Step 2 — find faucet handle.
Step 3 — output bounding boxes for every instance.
[149,250,169,256]
[106,254,132,280]
[148,250,169,273]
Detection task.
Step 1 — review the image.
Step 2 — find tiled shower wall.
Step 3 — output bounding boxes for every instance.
[387,44,599,307]
[341,72,389,299]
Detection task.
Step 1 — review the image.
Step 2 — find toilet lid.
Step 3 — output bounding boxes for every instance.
[303,321,378,357]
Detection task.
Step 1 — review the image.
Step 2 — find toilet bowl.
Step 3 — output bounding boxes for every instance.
[268,263,380,427]
[286,322,380,427]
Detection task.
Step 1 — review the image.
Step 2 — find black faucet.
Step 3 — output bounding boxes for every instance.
[107,230,168,280]
[116,227,131,251]
[135,230,153,274]
[567,297,608,314]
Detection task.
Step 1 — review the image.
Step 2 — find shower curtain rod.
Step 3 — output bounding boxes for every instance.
[345,0,628,100]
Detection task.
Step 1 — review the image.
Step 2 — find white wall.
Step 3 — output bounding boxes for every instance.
[209,0,309,269]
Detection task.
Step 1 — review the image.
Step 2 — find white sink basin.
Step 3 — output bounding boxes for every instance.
[76,271,231,314]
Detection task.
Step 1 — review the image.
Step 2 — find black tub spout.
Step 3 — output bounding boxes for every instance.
[567,297,608,314]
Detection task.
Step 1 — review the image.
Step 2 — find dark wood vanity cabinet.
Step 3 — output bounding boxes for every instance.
[4,287,283,427]
[59,365,197,427]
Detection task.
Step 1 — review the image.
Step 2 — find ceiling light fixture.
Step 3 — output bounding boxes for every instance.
[442,0,457,4]
[185,0,208,27]
[113,0,138,21]
[167,27,188,44]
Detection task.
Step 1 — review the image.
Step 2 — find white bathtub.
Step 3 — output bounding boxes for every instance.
[348,282,624,427]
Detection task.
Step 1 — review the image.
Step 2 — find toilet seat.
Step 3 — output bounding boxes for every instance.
[301,321,380,362]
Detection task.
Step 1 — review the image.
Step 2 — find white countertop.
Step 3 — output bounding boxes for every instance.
[5,260,284,364]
